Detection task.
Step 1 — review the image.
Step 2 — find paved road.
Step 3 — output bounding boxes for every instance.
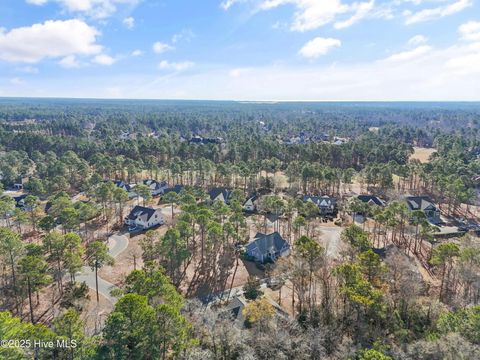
[76,233,129,304]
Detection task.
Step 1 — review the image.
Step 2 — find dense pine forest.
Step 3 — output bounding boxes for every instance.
[1,99,480,359]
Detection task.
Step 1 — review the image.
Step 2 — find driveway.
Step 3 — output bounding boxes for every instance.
[318,226,343,258]
[76,232,129,304]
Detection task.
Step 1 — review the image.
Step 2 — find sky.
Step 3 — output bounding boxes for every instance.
[0,0,480,101]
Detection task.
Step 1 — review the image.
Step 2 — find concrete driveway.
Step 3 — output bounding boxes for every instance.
[76,232,129,304]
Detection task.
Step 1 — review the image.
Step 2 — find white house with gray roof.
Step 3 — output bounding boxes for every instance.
[125,205,164,230]
[245,232,290,263]
[404,196,441,224]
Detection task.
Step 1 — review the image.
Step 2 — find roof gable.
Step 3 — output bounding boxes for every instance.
[247,232,289,256]
[127,206,157,222]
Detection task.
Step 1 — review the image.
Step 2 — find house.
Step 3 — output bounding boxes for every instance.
[243,195,258,212]
[113,180,135,192]
[245,232,290,263]
[13,194,28,208]
[208,187,231,204]
[143,179,168,196]
[219,296,247,326]
[163,185,184,195]
[303,195,337,216]
[189,135,223,145]
[357,195,386,207]
[404,196,441,224]
[125,205,164,230]
[13,177,29,190]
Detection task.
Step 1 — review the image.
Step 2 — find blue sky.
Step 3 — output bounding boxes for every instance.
[1,0,480,100]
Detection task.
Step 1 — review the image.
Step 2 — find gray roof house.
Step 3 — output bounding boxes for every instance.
[13,194,28,208]
[303,195,337,216]
[243,195,258,213]
[357,195,386,207]
[125,205,164,230]
[405,196,441,224]
[245,232,290,264]
[219,296,247,326]
[113,180,137,198]
[208,187,231,204]
[143,179,168,196]
[163,185,184,195]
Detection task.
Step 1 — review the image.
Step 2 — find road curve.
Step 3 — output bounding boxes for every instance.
[76,233,129,304]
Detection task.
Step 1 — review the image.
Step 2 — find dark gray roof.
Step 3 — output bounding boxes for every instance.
[303,195,336,207]
[164,185,183,194]
[405,196,437,211]
[127,206,156,221]
[220,296,247,324]
[208,187,230,202]
[358,195,385,206]
[113,180,133,191]
[13,194,28,207]
[143,179,167,190]
[244,194,258,204]
[246,232,289,256]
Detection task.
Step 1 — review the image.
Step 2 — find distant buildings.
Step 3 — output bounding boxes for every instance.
[188,135,223,145]
[143,179,168,196]
[163,185,184,195]
[13,176,29,190]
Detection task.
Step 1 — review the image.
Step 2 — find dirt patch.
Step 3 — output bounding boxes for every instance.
[82,289,114,335]
[411,147,436,163]
[99,226,168,285]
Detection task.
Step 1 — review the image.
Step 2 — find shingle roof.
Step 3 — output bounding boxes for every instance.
[13,194,27,207]
[164,185,183,194]
[127,206,157,222]
[303,195,336,207]
[357,195,385,206]
[208,187,230,202]
[405,196,437,211]
[113,180,133,192]
[246,232,289,257]
[143,179,167,190]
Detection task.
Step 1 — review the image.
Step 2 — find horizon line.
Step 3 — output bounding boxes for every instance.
[1,96,480,103]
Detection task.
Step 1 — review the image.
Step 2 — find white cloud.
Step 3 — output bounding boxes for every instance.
[131,49,143,56]
[404,0,472,25]
[299,37,341,58]
[384,45,432,62]
[17,66,39,74]
[220,0,245,10]
[257,0,378,32]
[408,35,428,46]
[0,19,102,63]
[459,21,480,42]
[261,0,348,31]
[172,29,195,44]
[229,67,252,77]
[92,54,116,65]
[10,77,25,85]
[153,41,174,54]
[26,0,48,4]
[123,16,135,29]
[26,0,140,19]
[334,0,375,29]
[59,55,81,68]
[158,60,195,71]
